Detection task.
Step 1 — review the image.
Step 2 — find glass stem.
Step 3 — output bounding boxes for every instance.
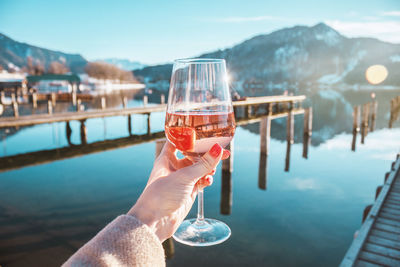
[196,187,205,225]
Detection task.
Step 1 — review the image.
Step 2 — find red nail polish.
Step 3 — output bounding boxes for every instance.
[209,143,222,158]
[223,150,230,158]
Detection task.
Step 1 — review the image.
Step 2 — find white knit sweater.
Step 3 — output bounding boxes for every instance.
[63,215,165,267]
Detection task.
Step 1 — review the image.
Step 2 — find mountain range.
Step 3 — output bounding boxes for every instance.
[134,23,400,90]
[0,33,87,73]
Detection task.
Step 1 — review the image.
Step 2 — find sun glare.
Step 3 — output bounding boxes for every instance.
[365,65,388,85]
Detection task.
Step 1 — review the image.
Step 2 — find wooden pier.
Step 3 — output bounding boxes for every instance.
[340,154,400,266]
[0,95,309,175]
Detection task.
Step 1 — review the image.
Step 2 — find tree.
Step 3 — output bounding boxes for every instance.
[85,61,137,82]
[27,56,45,75]
[48,61,69,74]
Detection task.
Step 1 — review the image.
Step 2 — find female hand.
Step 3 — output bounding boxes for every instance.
[128,141,229,242]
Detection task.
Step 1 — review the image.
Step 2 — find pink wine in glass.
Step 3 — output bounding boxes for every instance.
[165,111,235,156]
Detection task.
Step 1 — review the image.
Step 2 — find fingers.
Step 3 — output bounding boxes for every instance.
[222,150,230,160]
[175,143,223,184]
[198,175,213,190]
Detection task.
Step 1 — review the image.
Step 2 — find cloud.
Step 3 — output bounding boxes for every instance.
[381,11,400,17]
[210,16,283,23]
[325,20,400,43]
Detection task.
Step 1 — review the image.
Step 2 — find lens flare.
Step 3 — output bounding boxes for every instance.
[365,65,388,85]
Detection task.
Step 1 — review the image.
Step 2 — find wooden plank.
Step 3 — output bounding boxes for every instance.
[371,229,400,242]
[385,203,400,211]
[0,104,167,128]
[364,243,400,260]
[368,235,400,250]
[377,217,400,228]
[374,222,400,234]
[236,108,304,126]
[390,192,400,198]
[386,199,400,206]
[340,157,400,267]
[354,260,381,267]
[359,251,400,266]
[381,207,400,216]
[380,211,400,222]
[232,95,306,107]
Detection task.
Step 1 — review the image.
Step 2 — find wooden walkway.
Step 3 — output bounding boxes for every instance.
[0,95,305,128]
[340,154,400,267]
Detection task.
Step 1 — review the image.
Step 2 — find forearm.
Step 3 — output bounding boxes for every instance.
[63,215,165,267]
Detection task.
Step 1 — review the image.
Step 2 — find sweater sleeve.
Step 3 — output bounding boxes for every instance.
[62,215,165,267]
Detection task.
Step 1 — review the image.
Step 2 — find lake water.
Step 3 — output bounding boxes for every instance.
[0,91,400,266]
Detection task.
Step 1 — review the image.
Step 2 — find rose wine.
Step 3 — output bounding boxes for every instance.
[165,112,235,155]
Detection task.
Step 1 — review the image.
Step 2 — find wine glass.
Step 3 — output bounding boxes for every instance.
[165,58,236,246]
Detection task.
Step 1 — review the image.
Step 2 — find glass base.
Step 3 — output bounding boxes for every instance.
[172,218,231,246]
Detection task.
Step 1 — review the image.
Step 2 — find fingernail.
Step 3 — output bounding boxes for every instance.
[209,143,222,158]
[223,150,230,158]
[211,169,216,175]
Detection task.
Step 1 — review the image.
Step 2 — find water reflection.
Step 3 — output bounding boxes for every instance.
[1,89,400,266]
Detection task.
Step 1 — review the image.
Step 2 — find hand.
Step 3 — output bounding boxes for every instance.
[128,142,229,242]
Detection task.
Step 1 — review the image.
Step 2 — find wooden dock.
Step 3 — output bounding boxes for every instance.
[0,95,305,128]
[340,154,400,267]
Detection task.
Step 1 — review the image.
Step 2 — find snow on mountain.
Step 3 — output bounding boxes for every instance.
[135,22,400,90]
[97,58,147,71]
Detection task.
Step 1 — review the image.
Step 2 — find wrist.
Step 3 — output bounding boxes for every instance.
[128,204,163,241]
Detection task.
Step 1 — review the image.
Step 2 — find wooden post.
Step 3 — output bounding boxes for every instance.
[351,106,360,151]
[32,92,38,109]
[127,114,132,136]
[260,117,271,155]
[389,98,394,129]
[162,238,175,259]
[370,101,377,132]
[66,121,72,146]
[71,90,77,106]
[47,100,53,115]
[76,99,82,112]
[221,166,233,215]
[303,107,312,158]
[0,91,5,104]
[147,113,151,135]
[285,110,294,172]
[258,151,268,190]
[361,103,370,144]
[80,120,87,145]
[122,96,128,108]
[221,141,233,215]
[143,95,148,106]
[161,94,165,104]
[222,141,234,173]
[362,204,372,223]
[155,139,166,158]
[51,92,56,107]
[12,95,19,118]
[101,97,106,110]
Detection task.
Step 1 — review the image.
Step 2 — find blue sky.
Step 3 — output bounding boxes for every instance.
[0,0,399,64]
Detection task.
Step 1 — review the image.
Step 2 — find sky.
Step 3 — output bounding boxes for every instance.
[0,0,399,64]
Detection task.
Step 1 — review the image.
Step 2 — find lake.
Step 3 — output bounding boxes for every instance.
[0,90,399,266]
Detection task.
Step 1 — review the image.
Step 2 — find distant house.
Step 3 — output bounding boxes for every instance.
[78,74,145,93]
[26,74,80,93]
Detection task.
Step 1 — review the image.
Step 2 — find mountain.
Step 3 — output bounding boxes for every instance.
[96,58,147,71]
[0,33,87,73]
[134,23,400,91]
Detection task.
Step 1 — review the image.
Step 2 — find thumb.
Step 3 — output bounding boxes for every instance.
[175,143,223,184]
